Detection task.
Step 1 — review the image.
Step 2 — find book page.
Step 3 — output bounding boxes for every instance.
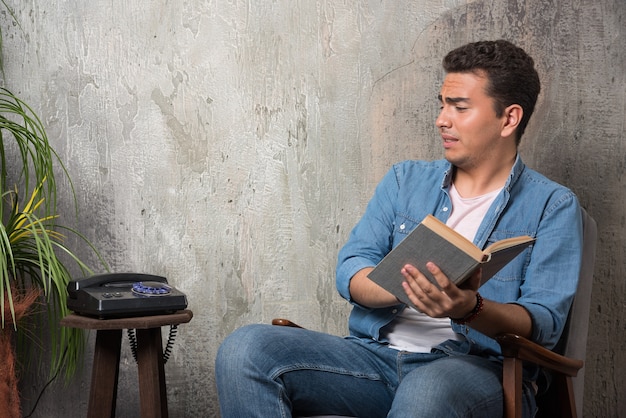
[484,235,534,254]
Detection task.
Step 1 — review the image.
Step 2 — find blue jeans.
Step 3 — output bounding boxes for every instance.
[215,324,536,417]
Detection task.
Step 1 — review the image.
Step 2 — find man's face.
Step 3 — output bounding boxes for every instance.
[436,72,508,171]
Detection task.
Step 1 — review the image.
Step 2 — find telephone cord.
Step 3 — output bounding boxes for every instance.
[126,324,178,364]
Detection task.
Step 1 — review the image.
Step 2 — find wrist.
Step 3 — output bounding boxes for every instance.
[451,292,484,325]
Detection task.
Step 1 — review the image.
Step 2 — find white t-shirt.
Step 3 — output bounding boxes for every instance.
[381,184,501,352]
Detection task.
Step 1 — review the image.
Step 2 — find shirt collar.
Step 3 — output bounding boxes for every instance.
[439,154,525,191]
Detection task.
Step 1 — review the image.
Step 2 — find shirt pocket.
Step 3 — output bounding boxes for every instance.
[483,229,532,283]
[391,214,421,249]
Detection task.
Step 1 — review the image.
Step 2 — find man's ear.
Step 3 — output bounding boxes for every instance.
[501,104,523,138]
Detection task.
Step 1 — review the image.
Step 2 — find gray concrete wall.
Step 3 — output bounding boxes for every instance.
[1,0,623,417]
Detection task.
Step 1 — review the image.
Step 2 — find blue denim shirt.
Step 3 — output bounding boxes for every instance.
[336,156,583,358]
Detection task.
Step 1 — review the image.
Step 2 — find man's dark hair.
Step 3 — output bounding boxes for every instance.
[442,40,540,143]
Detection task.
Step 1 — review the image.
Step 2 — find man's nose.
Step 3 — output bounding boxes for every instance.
[436,108,450,129]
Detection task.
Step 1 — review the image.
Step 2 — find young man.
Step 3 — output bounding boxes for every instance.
[215,40,583,418]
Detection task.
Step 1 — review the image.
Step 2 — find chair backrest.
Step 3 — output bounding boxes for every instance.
[553,208,597,417]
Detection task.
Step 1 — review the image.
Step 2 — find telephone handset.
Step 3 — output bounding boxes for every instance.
[67,272,188,319]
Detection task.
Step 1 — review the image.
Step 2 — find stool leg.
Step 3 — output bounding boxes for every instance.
[89,329,122,418]
[136,327,168,418]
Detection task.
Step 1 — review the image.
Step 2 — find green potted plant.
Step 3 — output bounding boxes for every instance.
[0,87,106,416]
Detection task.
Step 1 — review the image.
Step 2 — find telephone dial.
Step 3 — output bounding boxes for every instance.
[67,273,188,318]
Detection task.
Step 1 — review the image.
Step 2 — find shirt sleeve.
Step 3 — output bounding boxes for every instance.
[514,193,583,348]
[335,165,401,303]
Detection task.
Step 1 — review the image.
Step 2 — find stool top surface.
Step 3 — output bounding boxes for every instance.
[60,309,193,330]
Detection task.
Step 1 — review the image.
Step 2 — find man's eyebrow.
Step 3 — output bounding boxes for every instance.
[437,94,469,104]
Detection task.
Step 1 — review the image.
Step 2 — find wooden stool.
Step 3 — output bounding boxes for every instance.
[60,310,193,418]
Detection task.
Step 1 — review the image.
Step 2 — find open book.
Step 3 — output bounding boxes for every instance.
[367,214,534,306]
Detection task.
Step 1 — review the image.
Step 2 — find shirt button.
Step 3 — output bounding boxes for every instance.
[399,224,405,230]
[442,207,449,212]
[392,309,398,314]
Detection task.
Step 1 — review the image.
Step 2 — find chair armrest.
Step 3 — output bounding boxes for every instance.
[271,318,304,328]
[495,333,583,377]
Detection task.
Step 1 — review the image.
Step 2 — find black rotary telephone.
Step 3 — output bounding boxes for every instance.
[67,273,188,319]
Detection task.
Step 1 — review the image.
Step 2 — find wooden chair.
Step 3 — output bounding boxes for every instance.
[273,209,597,418]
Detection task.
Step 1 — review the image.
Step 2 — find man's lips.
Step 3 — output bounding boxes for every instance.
[441,133,458,148]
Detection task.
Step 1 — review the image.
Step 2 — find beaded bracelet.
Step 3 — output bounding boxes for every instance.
[451,292,484,325]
